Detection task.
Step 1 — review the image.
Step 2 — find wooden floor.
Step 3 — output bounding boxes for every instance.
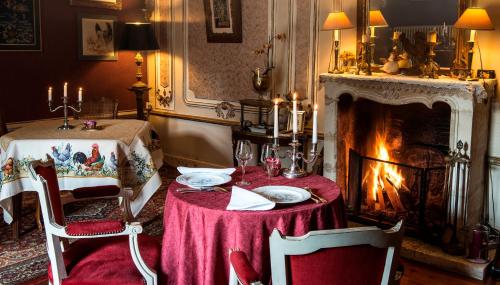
[401,259,500,285]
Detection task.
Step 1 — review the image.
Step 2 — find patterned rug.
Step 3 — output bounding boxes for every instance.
[0,168,171,285]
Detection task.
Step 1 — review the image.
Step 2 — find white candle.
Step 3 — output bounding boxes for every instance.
[362,34,369,43]
[63,82,68,98]
[48,87,52,102]
[312,104,318,144]
[274,99,279,138]
[78,87,83,102]
[292,92,298,135]
[370,26,376,38]
[334,30,340,42]
[469,29,477,43]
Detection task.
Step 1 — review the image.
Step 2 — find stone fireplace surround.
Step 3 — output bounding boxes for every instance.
[320,73,496,279]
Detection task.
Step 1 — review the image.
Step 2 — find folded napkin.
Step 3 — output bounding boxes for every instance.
[226,186,276,211]
[177,166,236,175]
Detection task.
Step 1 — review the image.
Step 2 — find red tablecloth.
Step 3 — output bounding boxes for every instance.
[161,167,347,285]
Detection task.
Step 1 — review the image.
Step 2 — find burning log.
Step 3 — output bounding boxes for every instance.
[376,178,386,211]
[383,176,406,213]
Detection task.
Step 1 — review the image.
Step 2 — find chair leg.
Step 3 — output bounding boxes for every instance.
[11,192,23,240]
[35,199,43,231]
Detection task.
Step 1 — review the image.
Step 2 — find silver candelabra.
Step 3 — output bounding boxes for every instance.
[48,94,82,130]
[280,134,319,179]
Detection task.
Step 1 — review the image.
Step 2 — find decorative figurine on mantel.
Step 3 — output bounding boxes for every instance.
[47,82,83,130]
[252,33,286,100]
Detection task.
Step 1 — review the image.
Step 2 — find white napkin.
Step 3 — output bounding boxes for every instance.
[226,186,276,211]
[177,166,236,175]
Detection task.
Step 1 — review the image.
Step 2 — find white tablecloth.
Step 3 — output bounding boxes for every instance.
[0,119,163,223]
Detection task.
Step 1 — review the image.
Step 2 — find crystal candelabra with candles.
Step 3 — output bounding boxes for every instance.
[273,94,319,179]
[48,82,83,130]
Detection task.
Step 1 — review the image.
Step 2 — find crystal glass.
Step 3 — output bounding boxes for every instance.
[235,140,253,186]
[261,144,281,184]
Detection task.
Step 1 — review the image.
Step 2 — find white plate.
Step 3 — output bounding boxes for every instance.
[252,186,311,204]
[176,172,232,188]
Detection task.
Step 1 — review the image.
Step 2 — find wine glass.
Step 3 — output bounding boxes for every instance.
[235,140,253,186]
[261,144,281,184]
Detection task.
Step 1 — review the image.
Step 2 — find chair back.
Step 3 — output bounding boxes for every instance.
[76,97,118,120]
[269,221,404,285]
[0,109,7,136]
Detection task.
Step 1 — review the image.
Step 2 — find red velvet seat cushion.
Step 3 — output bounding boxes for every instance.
[66,220,125,236]
[72,185,121,199]
[289,245,388,285]
[230,251,261,285]
[48,235,161,285]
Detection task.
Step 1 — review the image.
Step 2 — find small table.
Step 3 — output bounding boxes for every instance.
[231,126,307,166]
[161,167,347,285]
[0,119,164,228]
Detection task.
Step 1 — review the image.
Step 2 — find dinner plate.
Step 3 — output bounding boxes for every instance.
[252,186,311,204]
[176,172,232,188]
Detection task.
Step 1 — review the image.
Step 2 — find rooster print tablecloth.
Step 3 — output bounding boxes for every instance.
[0,119,163,223]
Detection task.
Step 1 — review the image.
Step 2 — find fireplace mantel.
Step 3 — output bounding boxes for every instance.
[320,73,496,182]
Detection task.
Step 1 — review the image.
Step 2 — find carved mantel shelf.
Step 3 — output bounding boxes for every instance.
[320,73,496,238]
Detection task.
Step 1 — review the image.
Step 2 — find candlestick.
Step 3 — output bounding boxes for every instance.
[312,104,318,144]
[427,31,437,43]
[292,93,298,135]
[48,83,83,130]
[370,26,376,38]
[273,99,279,139]
[282,133,319,179]
[393,31,401,41]
[362,34,369,43]
[78,87,83,102]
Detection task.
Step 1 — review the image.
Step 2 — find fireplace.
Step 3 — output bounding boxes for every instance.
[338,97,450,243]
[320,74,496,241]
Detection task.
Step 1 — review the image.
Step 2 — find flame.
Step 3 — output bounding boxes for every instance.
[368,132,404,205]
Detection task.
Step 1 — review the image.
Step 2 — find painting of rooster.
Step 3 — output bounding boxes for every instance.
[73,143,105,171]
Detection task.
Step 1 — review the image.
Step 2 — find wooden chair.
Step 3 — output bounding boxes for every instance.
[75,97,118,120]
[28,157,159,285]
[229,221,404,285]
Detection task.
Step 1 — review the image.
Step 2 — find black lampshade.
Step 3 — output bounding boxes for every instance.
[119,22,160,51]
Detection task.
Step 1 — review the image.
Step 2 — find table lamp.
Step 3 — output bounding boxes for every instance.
[369,10,388,64]
[322,11,354,74]
[454,7,494,79]
[119,22,160,120]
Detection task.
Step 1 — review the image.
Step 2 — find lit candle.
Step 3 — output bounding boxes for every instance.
[48,87,52,102]
[292,92,298,135]
[469,29,477,43]
[312,104,318,144]
[334,30,340,42]
[274,99,279,138]
[427,31,437,43]
[63,82,68,98]
[78,87,83,102]
[393,31,401,40]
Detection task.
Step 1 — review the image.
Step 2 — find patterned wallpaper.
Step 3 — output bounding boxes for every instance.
[188,0,269,102]
[294,0,312,100]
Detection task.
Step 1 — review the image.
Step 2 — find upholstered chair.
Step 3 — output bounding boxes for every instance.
[28,157,160,285]
[229,221,404,285]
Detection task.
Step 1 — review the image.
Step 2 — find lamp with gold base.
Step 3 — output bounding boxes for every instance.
[119,22,160,120]
[322,11,354,74]
[369,10,388,65]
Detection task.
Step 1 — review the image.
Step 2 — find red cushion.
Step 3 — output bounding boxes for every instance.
[35,164,65,226]
[48,235,161,285]
[289,245,388,285]
[72,185,121,199]
[66,220,125,236]
[230,251,260,285]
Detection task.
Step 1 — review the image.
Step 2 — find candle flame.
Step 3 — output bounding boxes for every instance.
[314,104,318,111]
[293,92,297,100]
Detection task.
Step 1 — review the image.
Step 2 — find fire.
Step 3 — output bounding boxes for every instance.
[368,132,404,209]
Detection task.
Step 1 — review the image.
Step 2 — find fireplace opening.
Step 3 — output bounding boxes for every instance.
[337,95,452,243]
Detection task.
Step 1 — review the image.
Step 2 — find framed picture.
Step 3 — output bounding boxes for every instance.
[287,111,306,133]
[70,0,122,10]
[77,14,117,61]
[0,0,41,51]
[203,0,242,43]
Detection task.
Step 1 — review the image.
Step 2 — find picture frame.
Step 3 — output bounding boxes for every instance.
[203,0,242,43]
[287,111,306,133]
[0,0,42,51]
[70,0,122,10]
[77,14,117,61]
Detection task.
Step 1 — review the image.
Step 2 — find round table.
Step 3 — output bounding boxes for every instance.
[161,167,347,285]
